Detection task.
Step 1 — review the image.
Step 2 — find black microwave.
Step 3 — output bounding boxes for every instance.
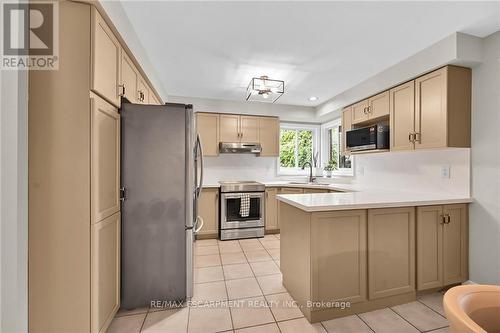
[346,124,389,152]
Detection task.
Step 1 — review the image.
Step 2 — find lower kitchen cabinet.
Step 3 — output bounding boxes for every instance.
[368,207,415,300]
[303,188,329,194]
[280,187,304,194]
[265,188,279,231]
[91,212,120,333]
[198,188,219,237]
[417,204,468,290]
[311,210,367,305]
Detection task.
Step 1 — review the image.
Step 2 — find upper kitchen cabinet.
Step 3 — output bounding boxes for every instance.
[240,116,260,142]
[351,91,390,125]
[196,113,219,156]
[390,81,415,151]
[120,51,138,103]
[219,114,241,142]
[415,66,471,149]
[91,8,121,107]
[137,76,150,104]
[258,117,279,156]
[149,90,161,105]
[341,107,353,154]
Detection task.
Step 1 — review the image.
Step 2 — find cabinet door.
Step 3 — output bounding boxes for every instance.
[259,117,279,156]
[150,91,161,105]
[303,188,329,193]
[390,81,415,151]
[219,114,240,142]
[415,67,447,149]
[351,99,369,125]
[91,212,120,333]
[443,204,468,285]
[311,210,367,304]
[280,188,304,194]
[196,113,219,156]
[240,116,260,142]
[265,188,279,231]
[137,77,149,104]
[120,51,138,103]
[91,95,120,223]
[198,188,219,235]
[368,207,415,299]
[417,206,444,291]
[368,90,390,119]
[91,8,120,107]
[341,107,353,154]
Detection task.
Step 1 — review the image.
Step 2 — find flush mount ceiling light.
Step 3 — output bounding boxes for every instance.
[246,75,284,103]
[309,96,318,101]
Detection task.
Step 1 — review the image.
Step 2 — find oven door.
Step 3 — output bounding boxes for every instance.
[221,192,265,229]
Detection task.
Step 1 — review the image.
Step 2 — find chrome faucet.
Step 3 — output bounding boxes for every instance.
[301,162,316,183]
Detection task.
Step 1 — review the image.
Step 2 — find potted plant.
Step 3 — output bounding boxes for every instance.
[323,158,338,177]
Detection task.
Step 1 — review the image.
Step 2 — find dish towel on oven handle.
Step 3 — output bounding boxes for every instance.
[239,193,250,217]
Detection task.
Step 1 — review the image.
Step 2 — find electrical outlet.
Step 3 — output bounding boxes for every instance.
[441,165,451,179]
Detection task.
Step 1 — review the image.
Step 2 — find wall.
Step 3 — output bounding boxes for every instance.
[469,30,500,284]
[203,155,278,185]
[168,95,318,123]
[353,149,471,196]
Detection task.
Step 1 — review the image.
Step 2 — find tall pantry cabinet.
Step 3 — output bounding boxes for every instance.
[29,2,161,333]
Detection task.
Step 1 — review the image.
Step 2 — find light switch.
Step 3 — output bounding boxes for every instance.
[441,165,451,179]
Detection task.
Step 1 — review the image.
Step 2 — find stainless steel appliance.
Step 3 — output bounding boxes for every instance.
[120,102,203,309]
[219,181,265,240]
[346,124,389,152]
[219,142,262,154]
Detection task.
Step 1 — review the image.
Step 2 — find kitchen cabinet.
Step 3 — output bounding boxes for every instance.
[91,94,121,224]
[368,207,415,300]
[198,188,219,237]
[137,76,149,104]
[150,92,161,105]
[417,204,468,290]
[91,212,120,333]
[390,80,415,151]
[351,91,390,125]
[311,210,367,305]
[280,187,304,194]
[341,107,353,154]
[91,7,120,107]
[219,114,260,143]
[265,188,279,231]
[119,51,138,103]
[196,113,220,156]
[303,188,329,194]
[259,117,280,156]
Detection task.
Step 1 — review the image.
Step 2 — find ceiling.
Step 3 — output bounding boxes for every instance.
[121,1,500,107]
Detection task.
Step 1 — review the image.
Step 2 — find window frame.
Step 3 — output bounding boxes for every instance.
[320,118,354,177]
[277,122,321,176]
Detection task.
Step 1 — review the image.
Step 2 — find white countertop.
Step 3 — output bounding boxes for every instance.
[202,181,356,192]
[276,190,473,212]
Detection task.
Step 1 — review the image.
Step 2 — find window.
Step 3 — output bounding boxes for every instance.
[279,123,319,175]
[321,119,353,175]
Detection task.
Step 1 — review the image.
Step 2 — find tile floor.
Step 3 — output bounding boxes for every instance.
[109,234,451,333]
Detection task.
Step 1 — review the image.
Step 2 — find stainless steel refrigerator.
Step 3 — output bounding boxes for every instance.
[120,102,203,309]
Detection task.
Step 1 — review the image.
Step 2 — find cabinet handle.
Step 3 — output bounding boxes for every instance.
[367,106,371,114]
[118,84,125,97]
[414,132,421,143]
[363,107,367,115]
[440,214,445,224]
[444,214,451,224]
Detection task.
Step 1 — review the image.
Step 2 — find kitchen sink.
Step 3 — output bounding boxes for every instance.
[287,182,331,186]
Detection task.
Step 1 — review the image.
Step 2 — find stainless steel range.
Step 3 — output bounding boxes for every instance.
[219,181,265,240]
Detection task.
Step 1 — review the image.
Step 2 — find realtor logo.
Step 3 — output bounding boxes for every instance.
[1,1,58,69]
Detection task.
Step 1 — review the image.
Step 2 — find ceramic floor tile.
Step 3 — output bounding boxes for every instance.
[267,248,280,260]
[274,260,280,268]
[278,318,327,333]
[116,307,149,318]
[141,307,189,333]
[196,245,219,255]
[195,254,221,268]
[275,234,280,239]
[219,241,243,254]
[392,301,448,332]
[260,240,280,250]
[265,292,303,321]
[226,277,263,300]
[229,296,275,329]
[192,281,228,302]
[418,292,446,316]
[234,323,280,333]
[223,263,254,280]
[257,274,286,295]
[221,252,248,265]
[196,239,218,247]
[321,315,372,333]
[358,308,419,333]
[188,305,232,333]
[428,327,451,333]
[261,235,278,241]
[240,239,265,252]
[250,261,281,276]
[244,250,272,262]
[108,313,146,333]
[194,266,224,283]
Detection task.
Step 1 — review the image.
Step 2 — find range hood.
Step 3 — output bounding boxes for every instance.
[219,142,262,154]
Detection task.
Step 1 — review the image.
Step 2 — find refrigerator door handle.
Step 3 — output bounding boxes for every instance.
[196,135,204,198]
[194,216,204,234]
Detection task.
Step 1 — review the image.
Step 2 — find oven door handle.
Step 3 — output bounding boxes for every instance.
[222,193,263,199]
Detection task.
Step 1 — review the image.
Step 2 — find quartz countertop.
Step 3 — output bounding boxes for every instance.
[202,181,356,192]
[276,190,473,212]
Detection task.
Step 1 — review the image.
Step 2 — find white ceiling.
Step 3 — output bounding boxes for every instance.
[121,1,500,107]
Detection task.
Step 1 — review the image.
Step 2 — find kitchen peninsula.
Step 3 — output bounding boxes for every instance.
[277,190,472,323]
